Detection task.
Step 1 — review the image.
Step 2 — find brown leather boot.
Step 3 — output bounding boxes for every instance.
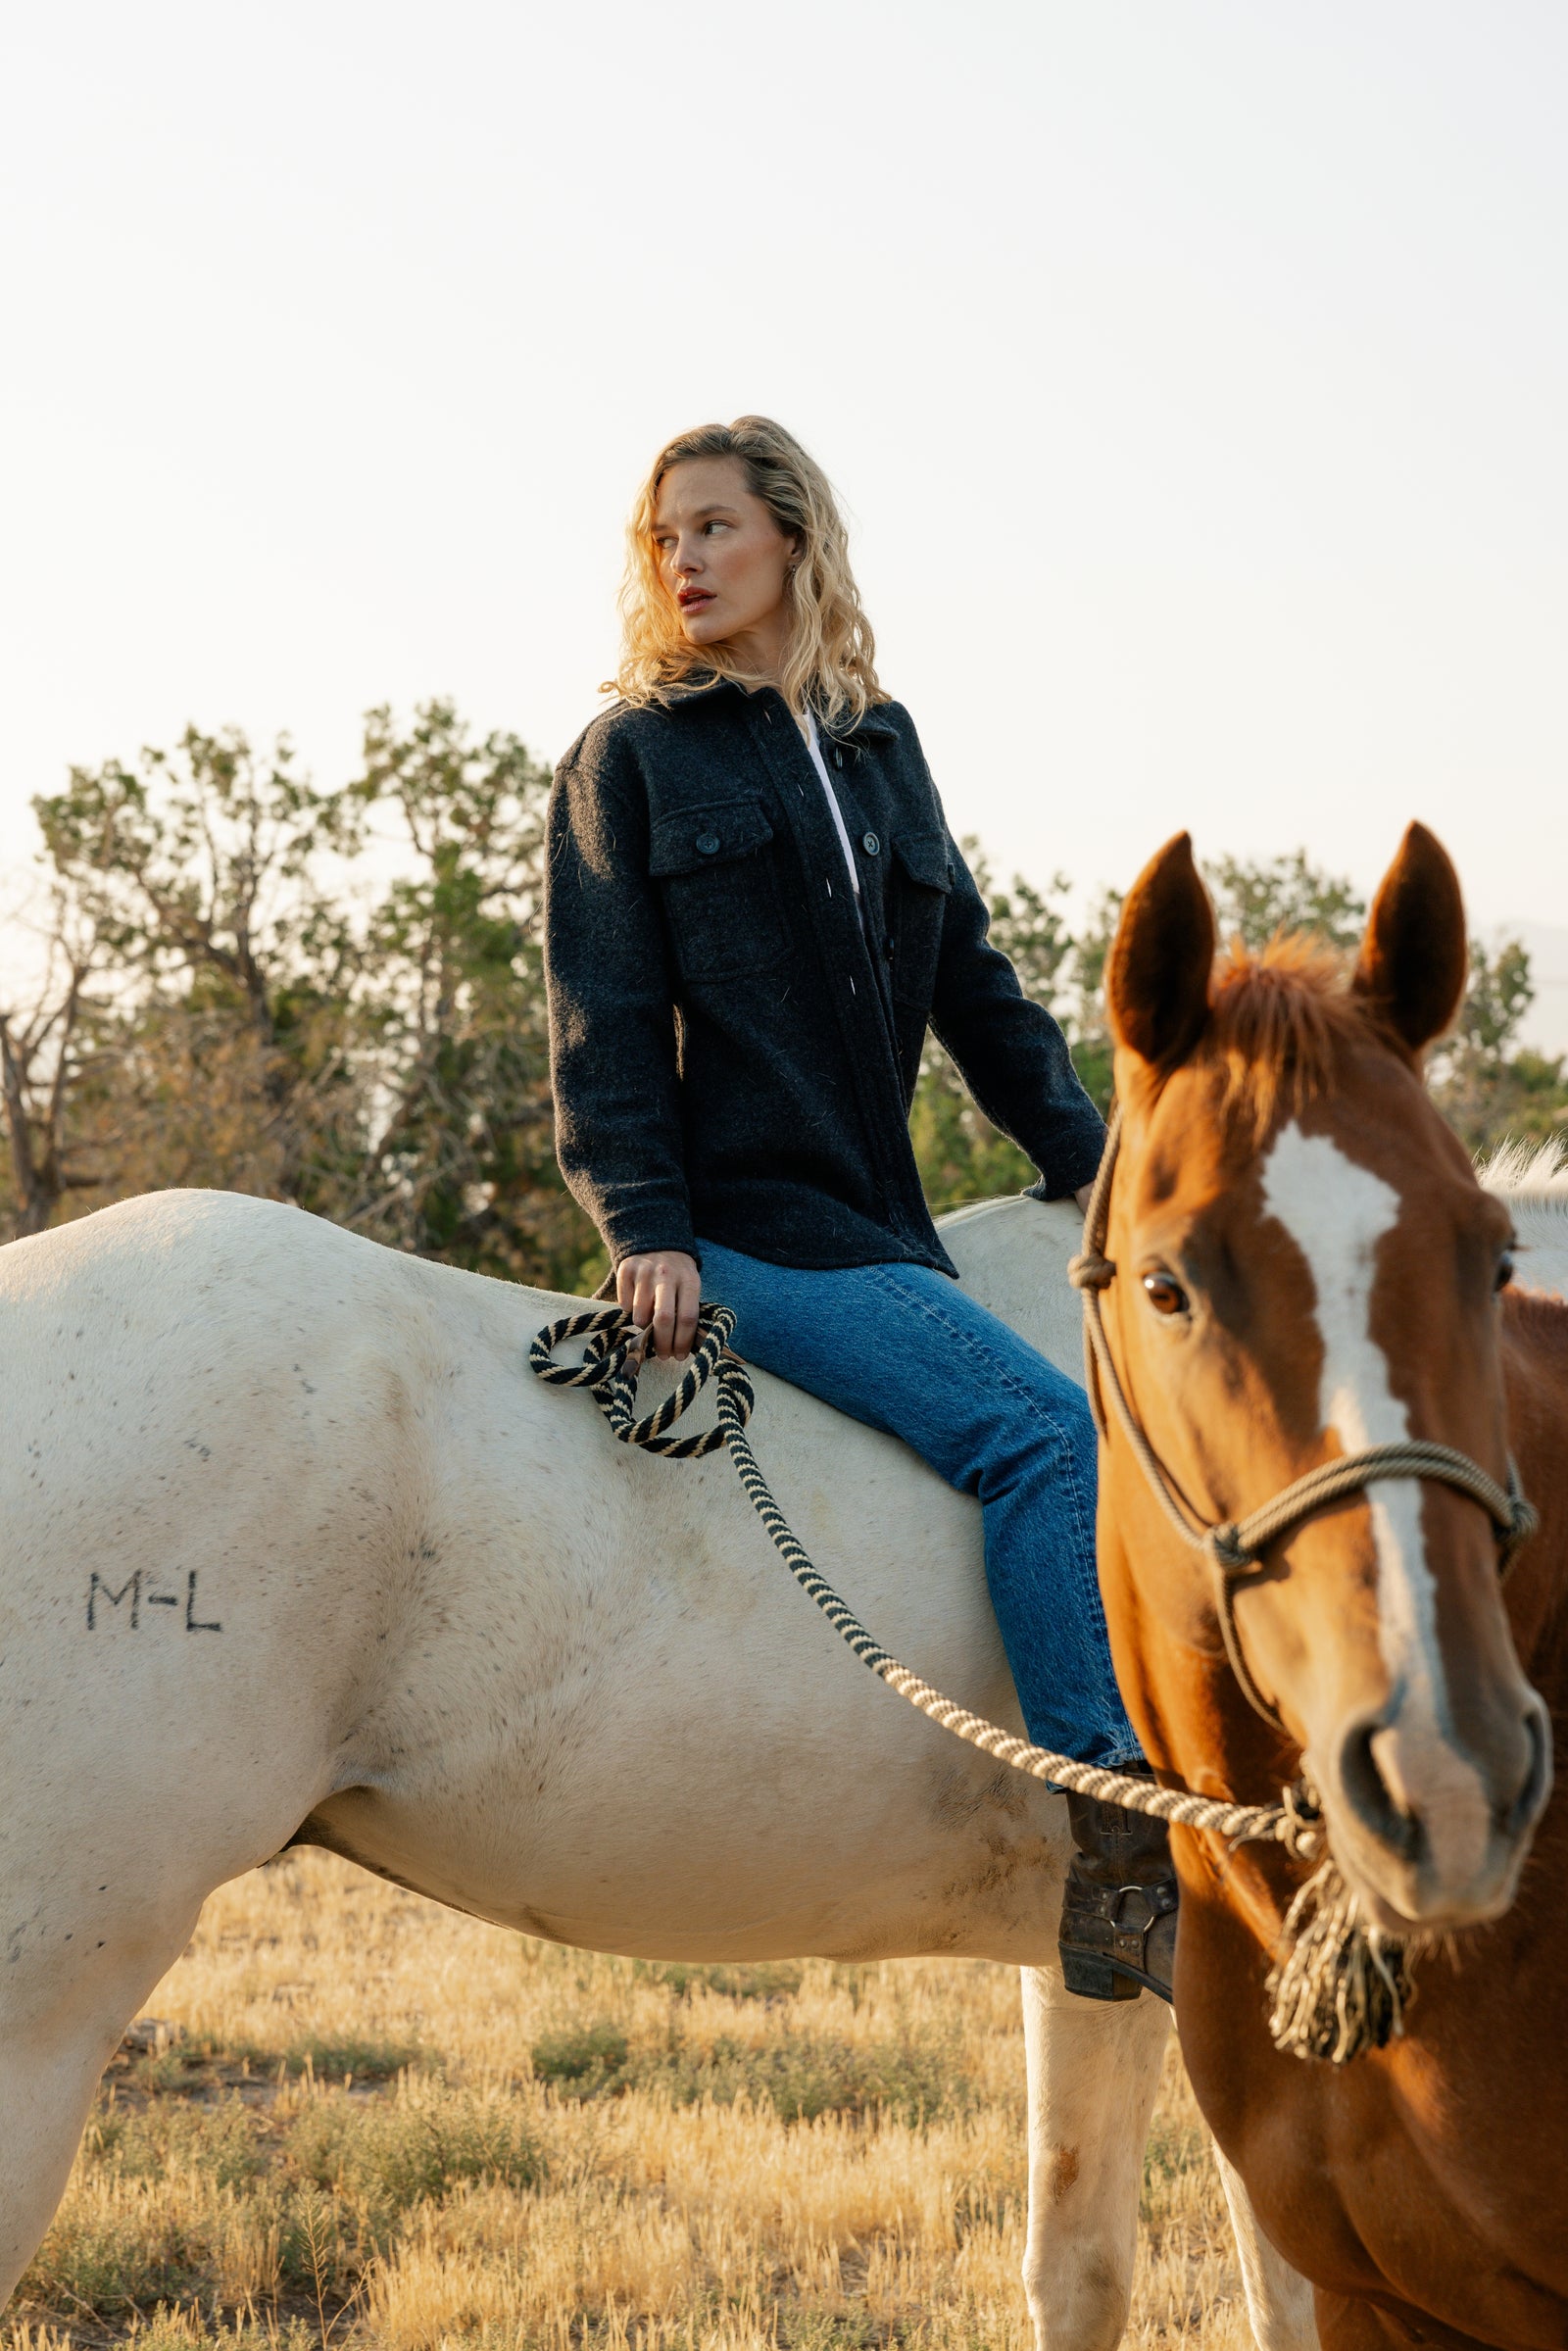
[1057,1788,1178,2003]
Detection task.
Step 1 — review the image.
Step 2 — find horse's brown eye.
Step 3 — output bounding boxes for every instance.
[1495,1251,1516,1295]
[1142,1271,1190,1317]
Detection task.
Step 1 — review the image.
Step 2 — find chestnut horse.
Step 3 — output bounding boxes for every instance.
[1094,821,1566,2350]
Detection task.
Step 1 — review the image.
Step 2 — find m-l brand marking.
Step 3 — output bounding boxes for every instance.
[87,1569,221,1633]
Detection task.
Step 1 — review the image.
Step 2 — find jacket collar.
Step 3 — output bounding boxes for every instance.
[663,673,899,744]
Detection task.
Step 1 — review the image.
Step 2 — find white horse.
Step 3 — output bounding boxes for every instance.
[3,1180,1339,2341]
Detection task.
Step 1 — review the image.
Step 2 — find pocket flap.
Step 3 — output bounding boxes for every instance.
[649,798,775,877]
[893,831,953,892]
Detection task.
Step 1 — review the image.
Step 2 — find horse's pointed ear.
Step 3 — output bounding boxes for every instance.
[1106,832,1216,1072]
[1351,822,1468,1055]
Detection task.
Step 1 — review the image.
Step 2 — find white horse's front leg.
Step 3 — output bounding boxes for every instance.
[0,1890,206,2306]
[1211,2140,1320,2351]
[1019,1962,1170,2351]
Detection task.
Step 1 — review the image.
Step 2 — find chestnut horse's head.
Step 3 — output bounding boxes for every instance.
[1098,824,1551,1932]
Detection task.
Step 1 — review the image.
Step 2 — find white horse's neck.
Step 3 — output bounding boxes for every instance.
[1481,1141,1568,1299]
[939,1194,1088,1361]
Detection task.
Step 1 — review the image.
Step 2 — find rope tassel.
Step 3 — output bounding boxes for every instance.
[1266,1856,1420,2063]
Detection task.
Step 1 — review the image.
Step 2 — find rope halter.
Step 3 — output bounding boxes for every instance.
[1068,1104,1540,1732]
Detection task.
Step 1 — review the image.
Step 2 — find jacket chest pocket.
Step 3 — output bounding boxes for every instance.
[649,797,791,985]
[889,831,953,1008]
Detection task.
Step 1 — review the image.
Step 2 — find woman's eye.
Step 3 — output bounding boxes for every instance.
[1142,1271,1190,1317]
[1495,1250,1516,1295]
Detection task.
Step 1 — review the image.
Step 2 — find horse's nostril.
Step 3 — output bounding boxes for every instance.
[1505,1700,1553,1838]
[1338,1719,1423,1863]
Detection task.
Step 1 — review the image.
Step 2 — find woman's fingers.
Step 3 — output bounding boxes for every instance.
[614,1252,702,1359]
[618,1257,656,1332]
[651,1270,678,1360]
[672,1264,701,1360]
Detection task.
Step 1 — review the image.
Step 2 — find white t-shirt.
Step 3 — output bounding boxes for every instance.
[803,710,861,896]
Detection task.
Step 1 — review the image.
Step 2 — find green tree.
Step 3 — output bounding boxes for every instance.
[908,844,1073,1212]
[0,906,104,1234]
[336,702,599,1287]
[12,705,606,1290]
[1203,848,1366,953]
[1432,937,1568,1152]
[32,723,365,1202]
[10,729,1563,1261]
[1060,886,1123,1117]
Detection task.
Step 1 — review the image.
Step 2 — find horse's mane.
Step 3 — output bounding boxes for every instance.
[1480,1137,1568,1302]
[1480,1135,1568,1209]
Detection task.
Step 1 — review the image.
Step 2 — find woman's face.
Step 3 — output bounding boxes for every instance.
[651,456,798,667]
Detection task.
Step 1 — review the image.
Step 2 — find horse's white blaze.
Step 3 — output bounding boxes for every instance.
[1260,1125,1490,1878]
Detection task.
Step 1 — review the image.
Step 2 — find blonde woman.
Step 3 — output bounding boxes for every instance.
[544,416,1175,2003]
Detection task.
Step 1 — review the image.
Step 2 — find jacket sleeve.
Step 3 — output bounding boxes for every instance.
[928,832,1106,1200]
[544,729,698,1267]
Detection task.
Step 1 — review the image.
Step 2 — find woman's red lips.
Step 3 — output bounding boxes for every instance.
[678,588,713,609]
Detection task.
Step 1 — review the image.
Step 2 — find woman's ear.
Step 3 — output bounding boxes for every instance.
[1351,821,1468,1054]
[1106,833,1216,1073]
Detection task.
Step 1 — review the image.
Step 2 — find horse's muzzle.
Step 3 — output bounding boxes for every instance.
[1323,1688,1552,1930]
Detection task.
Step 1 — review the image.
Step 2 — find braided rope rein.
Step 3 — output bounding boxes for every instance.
[527,1304,1417,2061]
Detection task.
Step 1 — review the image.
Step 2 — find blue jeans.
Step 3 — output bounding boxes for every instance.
[696,1241,1143,1771]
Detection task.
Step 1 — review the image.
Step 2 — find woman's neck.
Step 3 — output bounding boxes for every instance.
[719,608,791,696]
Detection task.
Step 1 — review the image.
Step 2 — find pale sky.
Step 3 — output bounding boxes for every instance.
[4,2,1566,1040]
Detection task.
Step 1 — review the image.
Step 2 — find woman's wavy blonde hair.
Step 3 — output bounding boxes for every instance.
[612,416,889,727]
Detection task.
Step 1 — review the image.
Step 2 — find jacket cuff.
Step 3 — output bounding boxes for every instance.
[1024,1117,1108,1202]
[600,1200,702,1270]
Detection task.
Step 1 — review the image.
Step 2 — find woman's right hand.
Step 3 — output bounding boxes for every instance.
[615,1249,703,1361]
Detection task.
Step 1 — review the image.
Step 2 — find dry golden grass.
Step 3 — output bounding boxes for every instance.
[8,1853,1248,2351]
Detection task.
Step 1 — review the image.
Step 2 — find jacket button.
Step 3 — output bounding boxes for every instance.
[884,935,895,959]
[862,831,880,856]
[834,748,844,768]
[695,832,721,856]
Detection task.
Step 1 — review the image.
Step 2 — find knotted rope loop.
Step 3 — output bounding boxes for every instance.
[1206,1524,1255,1576]
[1281,1776,1328,1862]
[528,1304,635,1391]
[529,1302,754,1459]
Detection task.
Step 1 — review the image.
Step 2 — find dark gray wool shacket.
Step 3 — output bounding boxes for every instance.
[543,677,1105,1279]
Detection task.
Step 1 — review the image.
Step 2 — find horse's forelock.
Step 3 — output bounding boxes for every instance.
[1134,932,1381,1144]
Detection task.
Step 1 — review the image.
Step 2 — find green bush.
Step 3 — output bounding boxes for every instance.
[284,2080,541,2216]
[529,2020,631,2094]
[530,2014,970,2125]
[633,1958,806,2002]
